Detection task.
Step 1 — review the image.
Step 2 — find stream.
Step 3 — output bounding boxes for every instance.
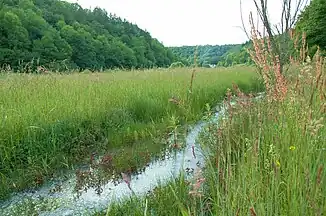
[0,93,264,216]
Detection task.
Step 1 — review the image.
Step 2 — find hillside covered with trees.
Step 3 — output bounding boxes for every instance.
[170,44,240,67]
[214,41,254,66]
[169,43,253,67]
[0,0,179,71]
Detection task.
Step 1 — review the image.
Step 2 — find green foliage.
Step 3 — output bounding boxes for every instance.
[295,0,326,55]
[96,176,194,216]
[0,0,179,71]
[94,61,325,216]
[216,41,254,67]
[0,66,262,201]
[169,43,254,67]
[169,61,185,68]
[169,44,235,66]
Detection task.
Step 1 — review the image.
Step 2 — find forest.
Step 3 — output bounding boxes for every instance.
[0,0,179,71]
[295,0,326,54]
[169,42,253,67]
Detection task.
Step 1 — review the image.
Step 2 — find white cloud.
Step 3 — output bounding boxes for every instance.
[67,0,309,46]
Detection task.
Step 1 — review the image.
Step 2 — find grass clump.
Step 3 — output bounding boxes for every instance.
[0,66,262,201]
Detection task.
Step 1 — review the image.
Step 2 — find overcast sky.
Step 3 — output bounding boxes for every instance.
[67,0,308,47]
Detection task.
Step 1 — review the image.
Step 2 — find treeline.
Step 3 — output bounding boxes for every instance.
[215,42,254,67]
[169,43,253,67]
[295,0,326,56]
[0,0,179,72]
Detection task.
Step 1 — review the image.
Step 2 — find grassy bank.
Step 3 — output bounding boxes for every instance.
[0,66,262,201]
[93,45,325,215]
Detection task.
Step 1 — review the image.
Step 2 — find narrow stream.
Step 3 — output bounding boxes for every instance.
[0,93,264,216]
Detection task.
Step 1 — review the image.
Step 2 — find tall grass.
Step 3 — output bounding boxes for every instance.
[95,27,325,216]
[0,66,262,201]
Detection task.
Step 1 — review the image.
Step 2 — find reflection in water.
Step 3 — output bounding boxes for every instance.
[0,103,225,216]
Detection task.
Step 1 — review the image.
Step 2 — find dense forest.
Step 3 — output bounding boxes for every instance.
[169,44,253,67]
[0,0,179,71]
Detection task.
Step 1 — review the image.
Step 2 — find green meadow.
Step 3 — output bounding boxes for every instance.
[0,0,325,215]
[0,66,263,200]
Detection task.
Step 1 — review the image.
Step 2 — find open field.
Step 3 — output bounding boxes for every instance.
[0,66,263,201]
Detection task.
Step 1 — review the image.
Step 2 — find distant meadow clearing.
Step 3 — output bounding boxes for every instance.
[0,66,263,200]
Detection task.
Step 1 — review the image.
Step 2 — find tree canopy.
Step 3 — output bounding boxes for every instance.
[0,0,179,71]
[295,0,326,55]
[169,43,253,67]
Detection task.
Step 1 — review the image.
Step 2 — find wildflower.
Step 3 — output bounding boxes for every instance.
[289,146,296,151]
[276,160,281,167]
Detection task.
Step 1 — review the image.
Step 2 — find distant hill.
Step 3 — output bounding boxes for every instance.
[0,0,179,71]
[215,41,254,67]
[169,43,253,67]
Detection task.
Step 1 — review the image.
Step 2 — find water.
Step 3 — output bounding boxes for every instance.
[0,93,264,215]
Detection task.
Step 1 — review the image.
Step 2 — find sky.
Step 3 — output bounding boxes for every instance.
[67,0,309,47]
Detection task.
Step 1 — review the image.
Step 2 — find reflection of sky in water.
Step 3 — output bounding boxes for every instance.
[3,94,263,216]
[45,118,212,216]
[0,93,265,216]
[0,117,213,216]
